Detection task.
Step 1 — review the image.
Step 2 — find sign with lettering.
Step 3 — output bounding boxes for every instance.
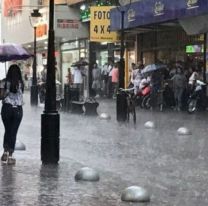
[57,19,79,29]
[90,6,119,42]
[36,24,47,38]
[110,0,208,31]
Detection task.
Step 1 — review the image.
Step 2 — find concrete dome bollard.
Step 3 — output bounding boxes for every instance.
[144,121,155,129]
[121,186,150,202]
[15,140,26,151]
[99,113,111,120]
[75,167,100,182]
[177,127,192,135]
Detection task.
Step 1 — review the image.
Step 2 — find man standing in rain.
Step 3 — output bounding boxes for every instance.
[71,64,85,100]
[101,62,109,97]
[171,67,187,111]
[91,63,101,98]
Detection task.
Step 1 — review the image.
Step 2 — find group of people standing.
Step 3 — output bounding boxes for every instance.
[91,61,119,98]
[129,61,203,111]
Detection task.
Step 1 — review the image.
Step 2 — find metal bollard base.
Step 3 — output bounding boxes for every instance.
[41,112,60,164]
[116,91,127,122]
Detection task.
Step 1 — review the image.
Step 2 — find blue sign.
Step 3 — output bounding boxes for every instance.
[110,0,208,31]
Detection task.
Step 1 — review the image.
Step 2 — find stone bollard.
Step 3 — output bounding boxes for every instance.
[99,113,111,120]
[121,186,150,202]
[144,121,155,129]
[75,167,100,182]
[15,140,26,151]
[177,127,192,135]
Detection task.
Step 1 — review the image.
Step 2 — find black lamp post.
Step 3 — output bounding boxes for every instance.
[41,0,60,164]
[30,9,42,106]
[115,0,131,122]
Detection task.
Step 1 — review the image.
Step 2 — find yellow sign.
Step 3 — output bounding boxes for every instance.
[90,6,119,42]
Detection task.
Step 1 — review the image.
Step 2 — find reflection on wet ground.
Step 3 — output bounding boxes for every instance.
[0,93,208,205]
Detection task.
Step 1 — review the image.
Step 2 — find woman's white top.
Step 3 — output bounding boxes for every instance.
[3,81,24,106]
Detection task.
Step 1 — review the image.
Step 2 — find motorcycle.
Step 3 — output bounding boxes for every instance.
[141,81,175,111]
[134,80,151,108]
[187,80,207,113]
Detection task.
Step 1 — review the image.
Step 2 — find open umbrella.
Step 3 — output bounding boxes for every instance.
[0,43,32,62]
[141,64,166,74]
[71,60,89,67]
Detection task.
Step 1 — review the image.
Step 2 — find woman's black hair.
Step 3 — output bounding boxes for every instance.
[6,64,24,93]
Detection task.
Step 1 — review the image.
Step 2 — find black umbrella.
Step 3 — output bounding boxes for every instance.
[71,60,89,67]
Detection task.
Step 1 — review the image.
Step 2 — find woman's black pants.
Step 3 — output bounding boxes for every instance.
[1,103,23,154]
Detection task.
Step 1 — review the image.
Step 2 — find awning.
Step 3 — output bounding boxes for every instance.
[110,0,208,31]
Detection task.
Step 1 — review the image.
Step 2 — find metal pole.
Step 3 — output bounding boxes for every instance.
[119,10,125,88]
[116,10,127,122]
[41,0,60,164]
[30,26,38,106]
[203,33,207,82]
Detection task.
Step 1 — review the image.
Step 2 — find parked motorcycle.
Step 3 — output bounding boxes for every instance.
[187,80,207,113]
[141,81,175,111]
[136,84,151,108]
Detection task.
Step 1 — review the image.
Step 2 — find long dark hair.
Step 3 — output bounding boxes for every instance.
[6,64,24,93]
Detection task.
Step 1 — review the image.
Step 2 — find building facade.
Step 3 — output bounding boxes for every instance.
[1,0,88,89]
[110,0,208,85]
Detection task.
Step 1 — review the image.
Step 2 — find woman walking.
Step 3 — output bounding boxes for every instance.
[1,64,24,164]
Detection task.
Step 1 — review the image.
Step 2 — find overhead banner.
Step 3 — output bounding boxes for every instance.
[110,0,208,31]
[90,6,119,42]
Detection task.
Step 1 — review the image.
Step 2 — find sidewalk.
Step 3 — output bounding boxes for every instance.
[0,91,208,205]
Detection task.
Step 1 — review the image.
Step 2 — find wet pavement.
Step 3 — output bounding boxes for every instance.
[0,91,208,205]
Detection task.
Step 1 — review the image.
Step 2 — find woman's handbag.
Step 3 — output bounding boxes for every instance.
[0,79,6,100]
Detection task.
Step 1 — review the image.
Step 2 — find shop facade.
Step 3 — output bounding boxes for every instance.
[110,0,208,83]
[137,27,204,66]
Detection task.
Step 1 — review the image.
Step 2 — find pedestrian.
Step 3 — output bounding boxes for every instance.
[71,64,85,100]
[111,62,119,99]
[1,64,24,164]
[188,68,199,92]
[24,73,29,89]
[92,63,101,98]
[129,63,137,86]
[107,60,113,98]
[66,67,73,85]
[171,67,187,111]
[101,62,109,96]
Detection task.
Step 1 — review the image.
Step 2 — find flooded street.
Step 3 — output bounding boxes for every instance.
[0,92,208,205]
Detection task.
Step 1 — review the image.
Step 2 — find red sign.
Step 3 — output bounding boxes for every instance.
[36,24,48,38]
[3,0,22,17]
[57,19,79,29]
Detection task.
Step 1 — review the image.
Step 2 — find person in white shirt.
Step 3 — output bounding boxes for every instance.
[107,60,113,98]
[71,65,85,99]
[92,63,101,97]
[101,63,109,96]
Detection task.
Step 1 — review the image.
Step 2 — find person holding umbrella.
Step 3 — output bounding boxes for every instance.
[1,64,24,164]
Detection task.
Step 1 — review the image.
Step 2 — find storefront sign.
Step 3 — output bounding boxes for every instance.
[36,24,47,38]
[57,19,79,29]
[186,44,204,53]
[3,0,22,17]
[90,6,119,42]
[110,0,208,30]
